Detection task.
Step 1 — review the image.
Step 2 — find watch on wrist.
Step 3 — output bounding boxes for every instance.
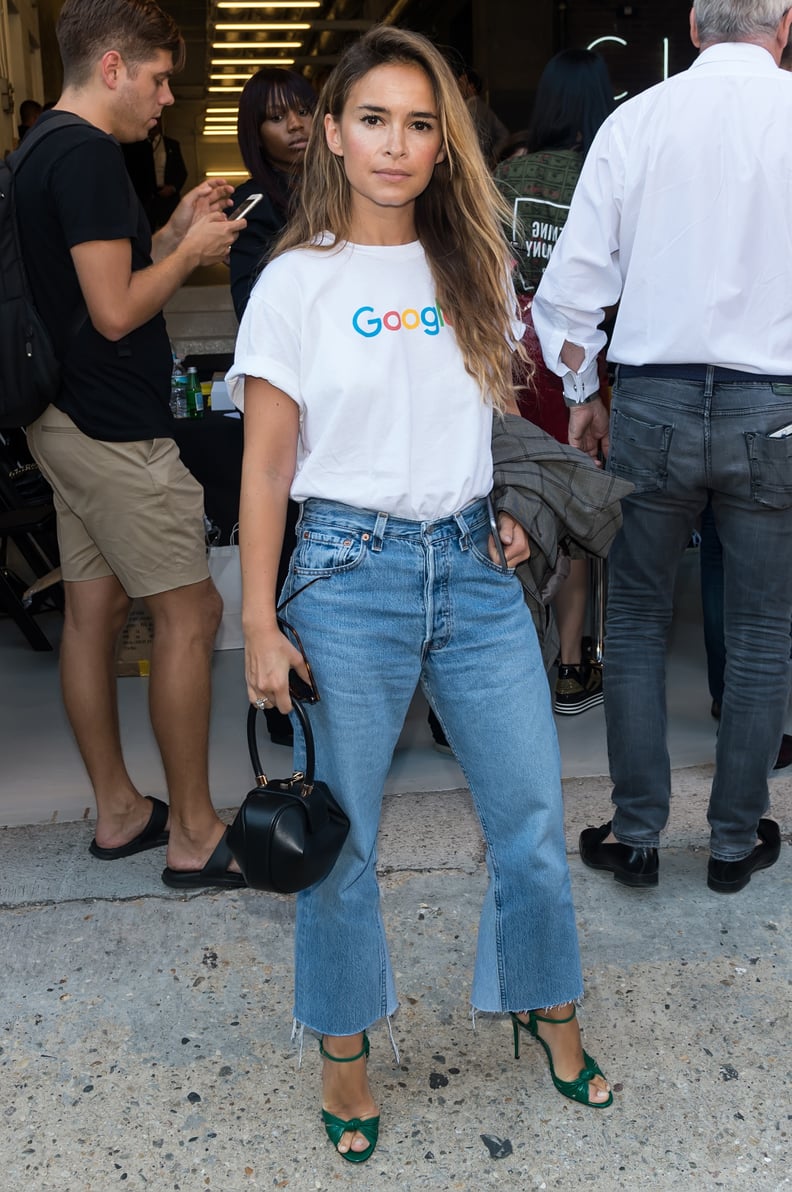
[563,390,600,409]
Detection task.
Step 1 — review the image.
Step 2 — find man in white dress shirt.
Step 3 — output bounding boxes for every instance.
[533,0,792,894]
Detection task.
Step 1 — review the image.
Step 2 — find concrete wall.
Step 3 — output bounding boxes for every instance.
[0,0,44,158]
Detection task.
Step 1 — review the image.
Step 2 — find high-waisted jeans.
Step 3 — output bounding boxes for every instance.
[605,370,792,860]
[281,498,583,1037]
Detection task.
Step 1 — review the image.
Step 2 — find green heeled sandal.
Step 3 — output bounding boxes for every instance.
[319,1032,380,1164]
[511,1008,613,1109]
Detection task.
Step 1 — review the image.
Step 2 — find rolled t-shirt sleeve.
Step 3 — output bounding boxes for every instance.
[226,261,302,412]
[50,138,138,247]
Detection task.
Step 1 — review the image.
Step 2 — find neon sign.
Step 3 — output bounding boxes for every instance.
[587,34,671,100]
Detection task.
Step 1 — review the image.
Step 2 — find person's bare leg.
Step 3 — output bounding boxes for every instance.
[515,1004,610,1103]
[555,558,589,665]
[321,1033,379,1157]
[145,578,227,871]
[61,575,157,848]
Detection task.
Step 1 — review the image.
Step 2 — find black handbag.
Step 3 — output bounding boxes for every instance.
[226,698,350,893]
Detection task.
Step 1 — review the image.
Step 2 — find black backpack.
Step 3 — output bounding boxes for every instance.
[0,114,88,429]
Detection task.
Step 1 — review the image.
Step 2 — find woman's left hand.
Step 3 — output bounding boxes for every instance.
[489,512,531,567]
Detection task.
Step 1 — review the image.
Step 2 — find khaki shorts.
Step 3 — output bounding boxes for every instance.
[27,406,209,597]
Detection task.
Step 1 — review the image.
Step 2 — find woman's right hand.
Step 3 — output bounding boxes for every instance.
[244,623,310,714]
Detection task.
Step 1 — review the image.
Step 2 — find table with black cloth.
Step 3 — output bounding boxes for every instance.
[171,411,243,544]
[171,411,299,589]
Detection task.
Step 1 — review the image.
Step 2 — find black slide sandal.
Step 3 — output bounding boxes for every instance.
[161,830,246,890]
[89,796,169,860]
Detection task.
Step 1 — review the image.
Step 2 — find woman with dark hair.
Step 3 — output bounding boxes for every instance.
[229,68,316,747]
[229,67,316,320]
[495,49,613,717]
[525,47,614,159]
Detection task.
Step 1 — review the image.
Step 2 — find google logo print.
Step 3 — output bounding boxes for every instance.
[352,303,447,338]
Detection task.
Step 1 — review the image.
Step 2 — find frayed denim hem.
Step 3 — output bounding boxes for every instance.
[470,994,584,1027]
[291,1011,401,1067]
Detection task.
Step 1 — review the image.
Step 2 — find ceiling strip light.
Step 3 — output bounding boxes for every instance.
[216,1,319,7]
[216,23,311,30]
[212,42,302,50]
[210,67,293,77]
[211,58,301,65]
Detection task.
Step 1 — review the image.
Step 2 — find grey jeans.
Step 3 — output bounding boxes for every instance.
[604,368,792,860]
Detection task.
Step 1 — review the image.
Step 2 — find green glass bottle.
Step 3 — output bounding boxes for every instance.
[186,367,204,420]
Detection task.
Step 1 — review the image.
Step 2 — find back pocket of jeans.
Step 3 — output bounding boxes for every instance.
[607,408,672,492]
[746,431,792,509]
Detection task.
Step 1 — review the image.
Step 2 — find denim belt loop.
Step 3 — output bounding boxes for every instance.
[371,511,388,553]
[453,508,472,551]
[704,365,715,399]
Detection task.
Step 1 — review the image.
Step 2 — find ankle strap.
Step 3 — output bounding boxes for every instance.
[532,1008,577,1025]
[319,1031,370,1063]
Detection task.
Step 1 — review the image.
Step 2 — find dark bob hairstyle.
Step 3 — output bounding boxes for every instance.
[527,49,614,158]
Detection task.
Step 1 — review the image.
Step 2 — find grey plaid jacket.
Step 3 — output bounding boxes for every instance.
[491,413,632,668]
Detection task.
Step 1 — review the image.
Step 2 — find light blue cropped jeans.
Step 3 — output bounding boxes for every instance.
[281,497,583,1038]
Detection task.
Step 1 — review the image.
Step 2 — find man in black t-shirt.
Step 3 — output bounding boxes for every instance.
[20,0,248,890]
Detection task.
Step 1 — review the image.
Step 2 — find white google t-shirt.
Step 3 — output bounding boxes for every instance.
[227,238,499,521]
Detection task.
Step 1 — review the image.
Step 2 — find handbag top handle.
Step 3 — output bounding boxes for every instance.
[247,696,315,795]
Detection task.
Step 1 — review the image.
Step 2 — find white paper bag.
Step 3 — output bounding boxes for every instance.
[208,540,243,651]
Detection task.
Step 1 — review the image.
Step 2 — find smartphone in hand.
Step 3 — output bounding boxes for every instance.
[486,494,509,571]
[228,193,263,221]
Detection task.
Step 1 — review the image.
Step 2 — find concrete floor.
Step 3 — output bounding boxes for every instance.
[1,551,789,1191]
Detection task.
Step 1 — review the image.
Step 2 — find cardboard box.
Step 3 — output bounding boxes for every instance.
[116,599,153,677]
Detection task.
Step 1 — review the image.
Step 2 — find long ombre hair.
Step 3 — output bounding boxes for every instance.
[274,25,526,411]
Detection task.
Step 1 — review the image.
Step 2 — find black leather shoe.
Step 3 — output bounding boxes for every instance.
[579,821,659,888]
[707,819,781,894]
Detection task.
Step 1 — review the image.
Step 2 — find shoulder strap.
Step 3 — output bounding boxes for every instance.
[9,113,94,175]
[7,113,93,349]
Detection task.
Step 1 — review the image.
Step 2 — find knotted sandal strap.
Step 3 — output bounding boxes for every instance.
[551,1050,613,1108]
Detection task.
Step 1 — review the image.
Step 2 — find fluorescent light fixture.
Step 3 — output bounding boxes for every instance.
[211,67,293,77]
[211,58,301,65]
[216,23,311,30]
[206,107,239,113]
[209,85,245,92]
[211,41,302,49]
[216,1,319,6]
[205,171,249,178]
[202,129,238,135]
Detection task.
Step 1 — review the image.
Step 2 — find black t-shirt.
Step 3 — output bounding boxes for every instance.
[15,110,172,441]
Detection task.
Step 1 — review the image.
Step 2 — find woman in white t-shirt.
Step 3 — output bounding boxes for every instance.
[228,25,612,1165]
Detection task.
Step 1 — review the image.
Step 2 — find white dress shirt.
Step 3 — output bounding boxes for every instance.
[533,43,792,402]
